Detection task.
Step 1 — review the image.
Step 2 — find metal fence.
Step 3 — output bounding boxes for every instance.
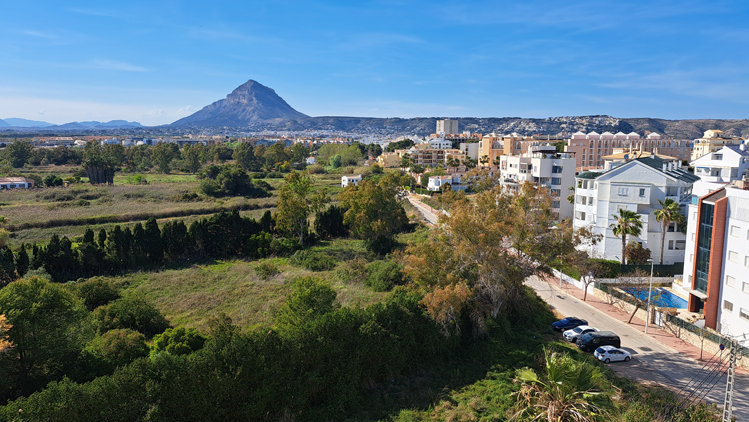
[665,313,749,358]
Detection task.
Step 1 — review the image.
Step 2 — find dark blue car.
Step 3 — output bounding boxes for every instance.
[552,317,588,332]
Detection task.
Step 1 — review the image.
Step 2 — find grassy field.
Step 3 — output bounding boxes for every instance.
[83,238,386,331]
[2,171,344,246]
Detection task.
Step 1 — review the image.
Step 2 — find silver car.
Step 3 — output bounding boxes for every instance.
[562,325,598,343]
[594,345,631,363]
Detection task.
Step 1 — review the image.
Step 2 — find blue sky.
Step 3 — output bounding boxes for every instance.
[1,1,748,126]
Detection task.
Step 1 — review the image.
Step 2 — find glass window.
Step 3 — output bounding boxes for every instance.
[741,308,749,321]
[618,187,628,196]
[639,188,646,197]
[551,177,561,185]
[743,282,749,294]
[724,301,734,312]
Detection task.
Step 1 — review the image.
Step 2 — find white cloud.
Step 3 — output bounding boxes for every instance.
[91,60,149,72]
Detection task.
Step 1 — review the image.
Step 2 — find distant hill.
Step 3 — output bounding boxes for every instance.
[170,80,309,127]
[3,118,54,127]
[0,119,9,127]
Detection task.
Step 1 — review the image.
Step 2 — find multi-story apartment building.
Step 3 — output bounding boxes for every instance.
[572,155,698,264]
[436,119,459,135]
[680,182,749,335]
[565,131,692,171]
[690,143,749,197]
[690,129,745,161]
[478,133,557,166]
[376,147,466,168]
[499,144,576,219]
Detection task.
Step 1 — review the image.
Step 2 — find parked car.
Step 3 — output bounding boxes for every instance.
[563,325,599,343]
[594,345,631,363]
[551,317,588,332]
[577,331,621,352]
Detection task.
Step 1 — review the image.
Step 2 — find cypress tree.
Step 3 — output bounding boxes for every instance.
[98,228,108,250]
[16,243,29,277]
[144,217,163,263]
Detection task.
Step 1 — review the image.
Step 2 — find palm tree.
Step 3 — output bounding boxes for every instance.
[610,209,643,266]
[479,154,489,167]
[512,348,615,421]
[654,198,685,265]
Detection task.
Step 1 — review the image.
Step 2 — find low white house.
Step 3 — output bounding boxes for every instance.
[427,174,465,191]
[0,177,35,190]
[341,174,362,188]
[306,156,316,165]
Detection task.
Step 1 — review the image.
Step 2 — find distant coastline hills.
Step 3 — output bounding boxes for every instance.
[4,79,749,139]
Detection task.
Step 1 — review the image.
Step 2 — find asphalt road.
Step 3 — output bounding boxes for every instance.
[526,276,749,420]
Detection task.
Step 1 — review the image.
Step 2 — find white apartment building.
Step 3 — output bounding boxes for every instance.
[573,155,698,264]
[690,143,749,197]
[436,119,459,135]
[679,183,749,335]
[427,174,466,192]
[425,138,453,150]
[499,144,576,220]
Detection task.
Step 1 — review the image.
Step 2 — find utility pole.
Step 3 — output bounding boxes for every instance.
[722,340,738,422]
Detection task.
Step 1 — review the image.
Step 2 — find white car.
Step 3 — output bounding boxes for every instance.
[562,325,598,343]
[594,345,631,363]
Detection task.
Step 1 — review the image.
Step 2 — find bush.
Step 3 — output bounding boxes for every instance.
[255,262,280,280]
[74,278,120,311]
[306,164,326,174]
[269,237,301,257]
[275,276,339,330]
[288,250,337,272]
[334,258,368,284]
[94,296,170,337]
[590,259,622,278]
[365,260,405,292]
[80,329,149,376]
[151,327,207,357]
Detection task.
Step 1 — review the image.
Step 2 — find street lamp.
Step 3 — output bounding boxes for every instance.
[645,258,654,334]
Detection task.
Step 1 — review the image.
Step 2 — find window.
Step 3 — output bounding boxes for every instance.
[551,177,561,185]
[668,240,674,250]
[729,251,738,262]
[731,225,741,237]
[552,165,563,173]
[551,189,561,197]
[727,276,735,287]
[552,201,560,209]
[741,308,749,321]
[668,222,676,232]
[576,211,586,221]
[724,301,734,312]
[618,187,628,196]
[713,154,723,160]
[746,256,749,267]
[639,188,646,197]
[588,197,594,205]
[743,282,749,294]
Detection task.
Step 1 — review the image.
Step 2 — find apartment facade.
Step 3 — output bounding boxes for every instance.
[478,133,558,166]
[690,143,749,197]
[499,145,576,219]
[572,156,698,264]
[565,131,692,171]
[680,185,749,335]
[691,129,746,161]
[436,119,459,135]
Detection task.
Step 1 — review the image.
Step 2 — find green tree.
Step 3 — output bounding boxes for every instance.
[181,143,204,174]
[654,198,685,265]
[80,328,149,376]
[275,276,338,330]
[314,204,348,239]
[329,154,342,168]
[233,142,261,171]
[610,209,643,265]
[151,327,207,356]
[93,295,169,338]
[15,244,29,278]
[287,143,310,164]
[264,141,290,169]
[512,348,616,422]
[82,141,123,184]
[275,172,329,246]
[5,140,34,168]
[479,155,489,166]
[338,175,409,254]
[151,142,180,173]
[0,276,88,395]
[384,139,414,152]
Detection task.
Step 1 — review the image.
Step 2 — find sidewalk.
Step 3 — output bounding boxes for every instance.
[541,273,746,375]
